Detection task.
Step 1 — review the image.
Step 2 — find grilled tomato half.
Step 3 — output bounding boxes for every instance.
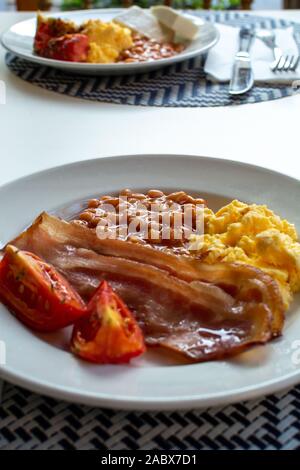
[0,245,86,332]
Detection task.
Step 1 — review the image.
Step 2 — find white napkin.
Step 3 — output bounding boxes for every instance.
[204,24,300,83]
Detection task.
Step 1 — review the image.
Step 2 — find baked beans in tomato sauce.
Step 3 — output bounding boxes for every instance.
[72,189,206,255]
[117,34,185,63]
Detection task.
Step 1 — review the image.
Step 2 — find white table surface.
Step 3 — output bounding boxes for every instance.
[0,10,299,186]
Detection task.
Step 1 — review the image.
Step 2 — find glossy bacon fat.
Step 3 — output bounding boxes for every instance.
[7,213,285,362]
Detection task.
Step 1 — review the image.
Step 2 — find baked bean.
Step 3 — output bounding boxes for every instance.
[79,211,94,223]
[91,216,102,226]
[131,193,147,200]
[195,198,206,205]
[87,219,97,228]
[99,197,119,206]
[182,195,196,204]
[120,188,132,196]
[178,194,195,205]
[121,50,132,59]
[100,195,113,201]
[166,191,187,202]
[88,198,100,208]
[129,197,147,205]
[147,189,164,198]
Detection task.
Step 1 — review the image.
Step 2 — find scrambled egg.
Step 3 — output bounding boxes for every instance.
[190,200,300,308]
[81,20,133,63]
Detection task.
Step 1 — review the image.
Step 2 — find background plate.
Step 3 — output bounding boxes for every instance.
[0,154,300,410]
[1,9,219,76]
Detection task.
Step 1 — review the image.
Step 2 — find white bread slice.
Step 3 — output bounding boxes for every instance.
[114,6,166,42]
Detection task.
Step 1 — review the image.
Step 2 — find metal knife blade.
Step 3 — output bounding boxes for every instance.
[229,27,254,96]
[293,26,300,53]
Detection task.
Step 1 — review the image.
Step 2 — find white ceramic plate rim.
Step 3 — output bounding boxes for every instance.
[1,9,220,74]
[0,154,300,410]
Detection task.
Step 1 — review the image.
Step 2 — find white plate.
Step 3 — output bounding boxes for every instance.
[1,9,219,76]
[0,155,300,410]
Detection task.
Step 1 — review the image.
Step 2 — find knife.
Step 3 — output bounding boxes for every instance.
[229,27,254,95]
[293,27,300,72]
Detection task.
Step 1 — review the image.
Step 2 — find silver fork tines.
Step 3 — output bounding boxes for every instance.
[272,54,297,72]
[291,55,300,71]
[256,29,299,73]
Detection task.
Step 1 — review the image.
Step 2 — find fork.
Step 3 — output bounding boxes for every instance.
[256,30,300,72]
[273,54,300,72]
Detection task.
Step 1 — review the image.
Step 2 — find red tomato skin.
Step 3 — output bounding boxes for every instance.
[34,21,53,54]
[71,281,146,364]
[44,34,89,62]
[0,245,86,332]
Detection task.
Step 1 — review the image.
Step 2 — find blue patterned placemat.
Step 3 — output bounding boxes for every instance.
[5,11,299,107]
[1,382,300,450]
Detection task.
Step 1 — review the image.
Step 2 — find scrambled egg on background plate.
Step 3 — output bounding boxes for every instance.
[190,200,300,308]
[81,20,133,63]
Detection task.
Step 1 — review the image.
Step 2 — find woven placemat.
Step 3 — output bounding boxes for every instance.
[6,11,299,107]
[1,382,300,450]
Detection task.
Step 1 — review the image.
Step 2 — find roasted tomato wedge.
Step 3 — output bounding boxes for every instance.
[34,16,54,54]
[34,14,77,54]
[71,281,146,364]
[44,34,89,62]
[0,245,86,332]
